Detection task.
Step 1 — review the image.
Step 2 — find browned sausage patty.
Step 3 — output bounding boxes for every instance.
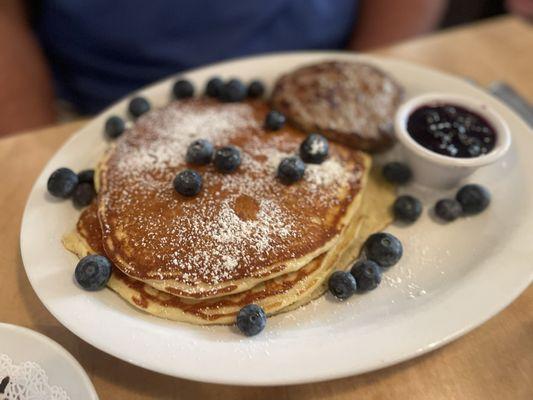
[271,61,404,152]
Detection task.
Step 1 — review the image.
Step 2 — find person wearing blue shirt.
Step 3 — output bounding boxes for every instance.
[0,0,452,134]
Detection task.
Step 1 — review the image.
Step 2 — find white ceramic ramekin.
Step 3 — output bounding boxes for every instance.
[394,93,511,188]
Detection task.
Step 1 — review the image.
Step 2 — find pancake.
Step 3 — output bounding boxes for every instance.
[63,169,394,325]
[282,169,395,312]
[97,98,370,299]
[271,61,404,152]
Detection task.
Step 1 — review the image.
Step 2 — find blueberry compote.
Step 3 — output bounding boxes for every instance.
[407,104,497,158]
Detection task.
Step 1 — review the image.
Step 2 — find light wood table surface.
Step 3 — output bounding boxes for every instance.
[1,15,532,400]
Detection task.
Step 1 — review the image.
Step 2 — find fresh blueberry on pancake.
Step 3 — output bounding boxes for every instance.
[300,133,329,164]
[328,271,357,300]
[172,79,195,99]
[220,79,247,102]
[75,254,112,291]
[104,115,126,139]
[265,110,286,130]
[47,167,78,198]
[456,184,490,215]
[382,162,412,184]
[186,139,214,165]
[236,304,267,336]
[205,77,224,98]
[247,80,265,98]
[214,146,241,172]
[435,199,462,221]
[350,260,382,291]
[128,96,151,118]
[393,195,422,223]
[277,156,305,184]
[364,232,403,268]
[72,182,96,208]
[77,169,95,186]
[173,169,203,196]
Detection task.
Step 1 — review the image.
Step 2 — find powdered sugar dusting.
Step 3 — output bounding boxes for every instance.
[116,102,258,174]
[263,148,354,189]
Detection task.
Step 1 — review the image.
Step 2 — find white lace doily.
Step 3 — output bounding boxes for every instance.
[0,354,70,400]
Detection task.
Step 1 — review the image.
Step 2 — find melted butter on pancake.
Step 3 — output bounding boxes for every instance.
[233,194,260,221]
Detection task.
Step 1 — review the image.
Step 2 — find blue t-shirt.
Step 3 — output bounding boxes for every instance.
[35,0,358,114]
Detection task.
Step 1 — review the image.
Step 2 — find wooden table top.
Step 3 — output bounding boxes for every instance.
[1,16,532,400]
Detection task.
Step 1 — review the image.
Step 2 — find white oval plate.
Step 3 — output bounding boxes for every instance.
[0,323,98,399]
[21,52,533,386]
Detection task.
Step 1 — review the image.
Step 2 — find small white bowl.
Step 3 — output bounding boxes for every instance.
[394,93,511,188]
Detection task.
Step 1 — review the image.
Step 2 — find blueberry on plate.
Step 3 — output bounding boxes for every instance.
[47,167,79,198]
[456,184,490,215]
[128,96,151,118]
[205,77,224,98]
[277,156,306,184]
[247,80,265,98]
[264,110,286,130]
[186,139,214,165]
[72,183,96,208]
[382,162,412,184]
[172,79,195,99]
[299,133,329,164]
[77,169,95,185]
[328,271,357,300]
[393,195,422,223]
[350,260,382,291]
[236,304,267,336]
[75,254,112,291]
[104,115,125,139]
[214,146,241,173]
[435,198,462,221]
[220,79,247,102]
[364,232,403,268]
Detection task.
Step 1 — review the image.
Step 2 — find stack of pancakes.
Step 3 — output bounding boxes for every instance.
[63,61,399,325]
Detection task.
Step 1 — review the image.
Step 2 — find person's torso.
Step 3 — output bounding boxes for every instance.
[35,0,358,113]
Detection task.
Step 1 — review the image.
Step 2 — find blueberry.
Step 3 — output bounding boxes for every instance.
[350,260,382,291]
[393,195,422,223]
[75,254,112,291]
[172,79,195,99]
[364,232,403,268]
[328,271,357,300]
[104,115,126,139]
[205,77,224,98]
[214,146,241,173]
[77,169,95,185]
[220,79,247,102]
[265,110,286,130]
[128,96,151,118]
[186,139,214,165]
[72,183,96,208]
[277,156,306,184]
[435,198,462,221]
[382,162,412,184]
[236,304,267,336]
[47,168,79,198]
[456,184,490,215]
[467,138,482,157]
[300,133,329,164]
[173,169,202,196]
[247,80,265,98]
